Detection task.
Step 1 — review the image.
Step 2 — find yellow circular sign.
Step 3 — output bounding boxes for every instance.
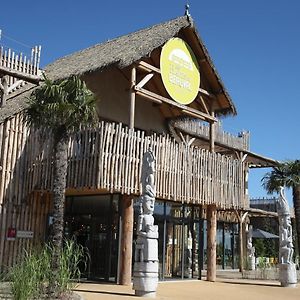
[160,38,200,105]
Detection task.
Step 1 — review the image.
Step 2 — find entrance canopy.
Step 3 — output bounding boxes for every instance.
[252,228,279,239]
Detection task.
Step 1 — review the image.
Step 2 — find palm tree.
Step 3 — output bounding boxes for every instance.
[262,160,300,254]
[25,75,97,293]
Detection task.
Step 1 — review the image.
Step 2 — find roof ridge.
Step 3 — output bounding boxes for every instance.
[45,16,190,70]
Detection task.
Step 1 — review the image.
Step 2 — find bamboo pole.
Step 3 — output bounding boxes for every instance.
[129,67,136,129]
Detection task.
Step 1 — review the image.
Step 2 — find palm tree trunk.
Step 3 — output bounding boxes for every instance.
[49,127,69,294]
[292,184,300,255]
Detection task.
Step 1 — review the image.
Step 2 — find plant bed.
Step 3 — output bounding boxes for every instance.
[0,282,83,300]
[2,240,87,300]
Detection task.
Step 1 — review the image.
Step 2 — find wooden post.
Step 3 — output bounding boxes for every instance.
[0,75,8,107]
[238,211,248,272]
[207,107,217,281]
[239,218,243,272]
[129,67,136,129]
[119,66,136,285]
[206,204,217,281]
[209,111,215,152]
[119,194,134,285]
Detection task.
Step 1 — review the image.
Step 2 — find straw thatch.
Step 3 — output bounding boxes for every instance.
[45,17,191,81]
[0,83,36,124]
[0,15,236,122]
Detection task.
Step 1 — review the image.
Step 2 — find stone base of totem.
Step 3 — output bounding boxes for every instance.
[133,261,158,298]
[249,257,255,270]
[279,263,297,287]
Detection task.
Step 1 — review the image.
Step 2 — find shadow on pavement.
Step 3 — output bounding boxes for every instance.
[75,289,134,297]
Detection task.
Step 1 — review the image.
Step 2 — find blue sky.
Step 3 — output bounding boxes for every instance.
[1,0,299,201]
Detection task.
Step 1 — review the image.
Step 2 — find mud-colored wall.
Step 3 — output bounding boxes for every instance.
[85,67,167,133]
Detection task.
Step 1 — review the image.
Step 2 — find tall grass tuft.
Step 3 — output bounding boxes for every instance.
[8,239,86,300]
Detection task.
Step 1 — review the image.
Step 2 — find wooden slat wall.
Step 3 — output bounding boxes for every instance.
[0,116,247,210]
[0,191,52,270]
[173,119,250,151]
[0,115,247,269]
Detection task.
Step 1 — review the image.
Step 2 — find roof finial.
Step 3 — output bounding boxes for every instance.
[185,2,191,17]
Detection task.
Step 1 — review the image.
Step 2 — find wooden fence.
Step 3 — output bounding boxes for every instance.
[171,118,250,151]
[0,46,41,94]
[0,191,52,270]
[0,116,247,211]
[0,115,248,269]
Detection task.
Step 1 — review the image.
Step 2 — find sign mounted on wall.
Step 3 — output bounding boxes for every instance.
[160,38,200,105]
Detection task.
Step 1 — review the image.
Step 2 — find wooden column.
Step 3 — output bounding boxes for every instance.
[236,211,247,273]
[207,107,217,281]
[209,111,215,152]
[129,66,136,129]
[206,204,217,281]
[119,66,136,285]
[239,219,244,272]
[119,194,134,285]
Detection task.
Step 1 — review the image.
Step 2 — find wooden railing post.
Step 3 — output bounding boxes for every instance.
[119,194,134,285]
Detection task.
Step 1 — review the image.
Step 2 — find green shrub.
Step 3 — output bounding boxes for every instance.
[9,239,86,300]
[257,256,267,269]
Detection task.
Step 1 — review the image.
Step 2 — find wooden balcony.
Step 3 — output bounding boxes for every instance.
[171,118,249,151]
[0,118,248,210]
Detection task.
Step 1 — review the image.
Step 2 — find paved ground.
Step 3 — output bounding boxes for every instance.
[74,278,300,300]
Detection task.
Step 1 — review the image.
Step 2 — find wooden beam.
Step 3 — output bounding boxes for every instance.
[7,80,24,94]
[137,61,217,100]
[134,86,217,123]
[199,95,209,115]
[129,67,136,129]
[199,87,216,99]
[136,73,154,89]
[0,65,41,84]
[137,60,161,74]
[209,110,215,152]
[0,75,8,107]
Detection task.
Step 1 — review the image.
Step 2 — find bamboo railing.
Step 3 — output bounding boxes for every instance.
[0,45,41,94]
[0,115,248,269]
[0,116,248,210]
[172,118,250,151]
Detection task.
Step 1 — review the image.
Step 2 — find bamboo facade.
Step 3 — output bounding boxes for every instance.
[0,191,52,269]
[0,116,247,208]
[0,114,248,269]
[171,118,250,151]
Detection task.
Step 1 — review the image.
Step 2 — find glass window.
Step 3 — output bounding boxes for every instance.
[216,222,224,269]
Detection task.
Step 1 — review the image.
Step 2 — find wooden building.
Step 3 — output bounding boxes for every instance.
[0,16,276,283]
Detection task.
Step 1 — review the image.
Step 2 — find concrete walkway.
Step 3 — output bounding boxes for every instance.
[74,278,300,300]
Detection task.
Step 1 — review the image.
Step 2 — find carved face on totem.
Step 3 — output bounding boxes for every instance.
[282,215,291,228]
[142,195,155,215]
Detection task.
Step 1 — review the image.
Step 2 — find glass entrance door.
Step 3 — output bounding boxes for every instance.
[64,194,119,281]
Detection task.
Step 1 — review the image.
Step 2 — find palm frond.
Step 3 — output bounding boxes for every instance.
[25,75,97,132]
[262,160,300,193]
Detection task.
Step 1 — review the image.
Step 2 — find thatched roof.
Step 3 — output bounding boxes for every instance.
[0,15,236,122]
[0,84,36,124]
[45,16,236,115]
[45,17,190,81]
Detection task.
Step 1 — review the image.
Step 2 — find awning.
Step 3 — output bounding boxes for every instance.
[252,228,279,239]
